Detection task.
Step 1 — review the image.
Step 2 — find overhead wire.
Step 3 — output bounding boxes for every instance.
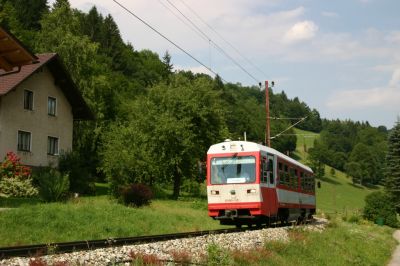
[156,0,208,43]
[269,117,307,120]
[178,0,269,78]
[112,0,226,82]
[164,0,261,84]
[270,117,308,139]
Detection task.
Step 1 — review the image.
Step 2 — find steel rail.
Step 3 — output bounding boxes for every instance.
[0,227,250,259]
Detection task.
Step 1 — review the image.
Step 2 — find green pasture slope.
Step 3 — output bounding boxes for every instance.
[293,128,380,213]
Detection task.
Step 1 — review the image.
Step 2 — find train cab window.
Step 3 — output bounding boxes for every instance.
[211,156,256,184]
[268,159,274,184]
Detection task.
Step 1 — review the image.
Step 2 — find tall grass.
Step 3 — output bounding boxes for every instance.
[0,196,225,247]
[209,220,396,266]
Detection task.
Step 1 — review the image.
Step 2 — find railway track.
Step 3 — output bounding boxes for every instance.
[0,227,254,259]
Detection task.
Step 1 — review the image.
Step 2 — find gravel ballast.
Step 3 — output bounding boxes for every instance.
[1,218,327,266]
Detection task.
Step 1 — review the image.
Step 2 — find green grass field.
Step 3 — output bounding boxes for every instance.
[210,219,396,266]
[0,196,226,247]
[293,128,381,213]
[0,128,388,248]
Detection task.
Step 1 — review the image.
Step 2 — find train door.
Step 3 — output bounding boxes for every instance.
[260,153,277,216]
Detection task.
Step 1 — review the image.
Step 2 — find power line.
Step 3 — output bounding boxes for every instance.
[164,0,261,84]
[270,117,308,140]
[276,134,318,137]
[178,0,268,78]
[269,117,307,120]
[112,0,226,82]
[156,0,208,43]
[165,0,209,41]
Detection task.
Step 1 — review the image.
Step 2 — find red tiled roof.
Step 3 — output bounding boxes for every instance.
[0,26,38,72]
[0,53,56,95]
[0,53,94,120]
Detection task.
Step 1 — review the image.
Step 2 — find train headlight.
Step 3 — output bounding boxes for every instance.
[247,189,256,194]
[211,190,220,195]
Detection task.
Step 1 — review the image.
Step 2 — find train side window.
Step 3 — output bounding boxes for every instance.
[262,159,268,183]
[277,162,283,185]
[300,172,305,190]
[311,175,315,192]
[284,165,289,186]
[268,159,274,184]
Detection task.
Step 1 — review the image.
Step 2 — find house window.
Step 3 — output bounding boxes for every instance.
[47,136,59,155]
[48,97,56,116]
[18,131,31,151]
[24,90,33,110]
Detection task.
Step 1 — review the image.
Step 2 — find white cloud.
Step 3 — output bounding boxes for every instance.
[283,21,318,43]
[390,68,400,87]
[385,31,400,44]
[175,65,214,76]
[326,68,400,110]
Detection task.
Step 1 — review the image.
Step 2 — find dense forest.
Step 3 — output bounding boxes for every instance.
[0,0,390,197]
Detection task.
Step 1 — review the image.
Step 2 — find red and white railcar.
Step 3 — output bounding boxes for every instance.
[207,140,315,227]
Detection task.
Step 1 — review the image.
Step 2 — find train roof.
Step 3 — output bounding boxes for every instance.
[208,140,313,173]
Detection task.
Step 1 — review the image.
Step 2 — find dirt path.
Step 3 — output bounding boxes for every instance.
[388,230,400,266]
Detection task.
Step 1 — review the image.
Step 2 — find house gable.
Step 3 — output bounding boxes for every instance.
[0,53,94,120]
[0,53,93,166]
[0,65,74,166]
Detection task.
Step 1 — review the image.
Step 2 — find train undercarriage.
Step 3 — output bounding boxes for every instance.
[214,208,316,228]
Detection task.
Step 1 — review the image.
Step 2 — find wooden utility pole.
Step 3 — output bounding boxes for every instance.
[265,80,271,147]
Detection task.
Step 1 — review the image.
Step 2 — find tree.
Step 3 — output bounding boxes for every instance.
[385,120,400,212]
[10,0,48,30]
[345,161,363,184]
[162,50,173,79]
[101,75,228,199]
[364,191,398,227]
[348,143,379,185]
[308,140,327,178]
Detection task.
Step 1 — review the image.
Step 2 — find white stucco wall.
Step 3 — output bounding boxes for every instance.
[0,66,73,166]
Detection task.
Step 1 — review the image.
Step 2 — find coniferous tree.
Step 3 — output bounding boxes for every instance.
[385,120,400,212]
[10,0,48,30]
[162,50,173,79]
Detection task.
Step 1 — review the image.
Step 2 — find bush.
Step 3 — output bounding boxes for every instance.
[121,183,153,207]
[34,168,70,202]
[206,243,233,266]
[0,178,38,198]
[0,152,37,197]
[58,151,95,195]
[181,179,202,197]
[363,191,398,227]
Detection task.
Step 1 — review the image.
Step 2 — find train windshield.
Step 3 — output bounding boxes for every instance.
[211,156,256,184]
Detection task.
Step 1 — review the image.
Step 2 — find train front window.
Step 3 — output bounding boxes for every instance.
[211,156,256,184]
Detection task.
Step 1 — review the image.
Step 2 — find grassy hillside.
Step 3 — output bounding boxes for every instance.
[293,128,381,213]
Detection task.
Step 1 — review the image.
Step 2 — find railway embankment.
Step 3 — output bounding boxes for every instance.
[2,219,327,265]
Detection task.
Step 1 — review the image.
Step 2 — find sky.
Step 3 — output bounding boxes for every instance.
[50,0,400,128]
